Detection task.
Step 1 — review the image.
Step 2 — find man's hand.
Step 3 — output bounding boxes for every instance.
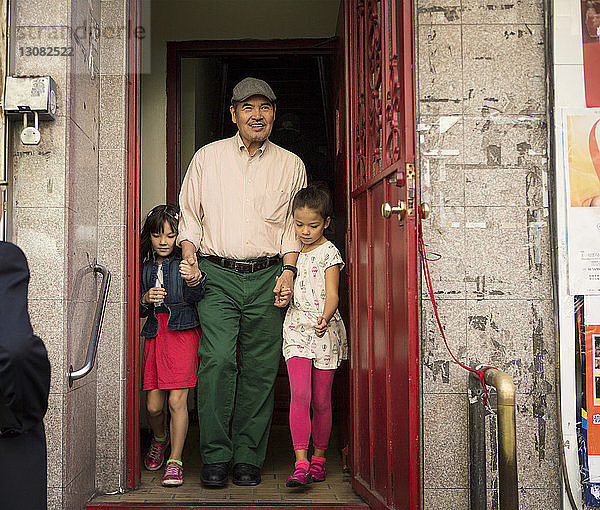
[181,240,197,266]
[314,316,328,337]
[273,270,294,307]
[142,286,167,304]
[180,240,201,285]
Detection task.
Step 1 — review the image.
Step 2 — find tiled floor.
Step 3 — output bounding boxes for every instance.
[88,426,366,507]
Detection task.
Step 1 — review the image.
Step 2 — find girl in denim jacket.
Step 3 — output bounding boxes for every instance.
[140,204,206,487]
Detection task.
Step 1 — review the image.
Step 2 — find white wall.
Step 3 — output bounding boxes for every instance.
[553,0,588,508]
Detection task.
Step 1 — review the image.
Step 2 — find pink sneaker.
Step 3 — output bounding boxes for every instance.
[286,460,311,487]
[162,460,184,486]
[144,434,170,471]
[309,459,326,482]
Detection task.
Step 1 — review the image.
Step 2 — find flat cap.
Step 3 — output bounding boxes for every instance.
[231,77,276,104]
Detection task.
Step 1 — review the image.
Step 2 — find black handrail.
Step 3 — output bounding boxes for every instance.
[68,264,111,387]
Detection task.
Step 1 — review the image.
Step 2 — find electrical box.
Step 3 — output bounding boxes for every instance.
[4,76,57,120]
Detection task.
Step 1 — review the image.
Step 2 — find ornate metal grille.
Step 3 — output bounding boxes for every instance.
[351,0,405,188]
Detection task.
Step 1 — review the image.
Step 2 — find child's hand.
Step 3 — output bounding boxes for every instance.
[314,316,328,337]
[180,259,202,286]
[143,286,167,304]
[274,285,292,306]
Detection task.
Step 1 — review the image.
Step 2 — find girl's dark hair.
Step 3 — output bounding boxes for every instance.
[292,182,333,221]
[140,204,181,262]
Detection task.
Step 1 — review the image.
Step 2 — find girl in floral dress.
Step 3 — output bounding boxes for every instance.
[282,184,348,487]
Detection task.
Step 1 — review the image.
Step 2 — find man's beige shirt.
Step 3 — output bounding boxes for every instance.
[177,133,307,259]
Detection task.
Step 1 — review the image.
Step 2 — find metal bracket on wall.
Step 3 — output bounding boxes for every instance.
[0,180,7,212]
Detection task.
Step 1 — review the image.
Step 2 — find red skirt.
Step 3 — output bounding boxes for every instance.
[142,313,201,390]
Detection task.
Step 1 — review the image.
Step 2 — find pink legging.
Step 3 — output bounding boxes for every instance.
[286,356,336,451]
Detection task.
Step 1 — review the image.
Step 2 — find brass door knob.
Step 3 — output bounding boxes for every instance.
[420,202,431,219]
[381,201,407,220]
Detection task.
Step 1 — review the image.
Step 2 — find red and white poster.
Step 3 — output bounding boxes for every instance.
[565,112,600,294]
[582,0,600,106]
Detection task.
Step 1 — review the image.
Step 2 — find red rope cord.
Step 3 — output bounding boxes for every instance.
[418,210,496,405]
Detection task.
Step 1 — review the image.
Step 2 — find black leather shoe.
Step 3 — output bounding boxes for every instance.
[232,462,261,486]
[200,462,229,487]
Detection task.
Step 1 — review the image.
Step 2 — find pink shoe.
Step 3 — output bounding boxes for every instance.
[144,434,170,471]
[162,460,184,486]
[286,460,311,487]
[309,458,326,482]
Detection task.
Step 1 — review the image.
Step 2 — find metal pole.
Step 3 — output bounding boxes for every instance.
[484,368,519,510]
[469,376,487,510]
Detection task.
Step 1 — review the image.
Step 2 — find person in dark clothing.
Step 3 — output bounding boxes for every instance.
[0,239,51,509]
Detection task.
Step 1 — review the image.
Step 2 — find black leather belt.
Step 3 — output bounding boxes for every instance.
[205,255,280,273]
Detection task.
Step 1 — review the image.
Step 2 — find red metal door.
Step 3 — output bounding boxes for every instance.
[346,1,420,509]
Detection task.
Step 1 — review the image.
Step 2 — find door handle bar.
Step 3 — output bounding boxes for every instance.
[68,264,111,387]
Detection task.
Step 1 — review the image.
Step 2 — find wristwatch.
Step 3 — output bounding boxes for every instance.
[281,264,298,278]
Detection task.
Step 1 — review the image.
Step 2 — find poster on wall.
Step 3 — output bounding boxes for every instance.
[582,0,600,106]
[565,112,600,294]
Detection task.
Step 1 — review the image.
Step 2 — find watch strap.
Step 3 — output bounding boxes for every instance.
[281,264,298,277]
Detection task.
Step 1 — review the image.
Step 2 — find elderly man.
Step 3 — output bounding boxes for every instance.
[178,77,306,487]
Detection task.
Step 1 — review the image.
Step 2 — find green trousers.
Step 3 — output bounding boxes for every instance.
[196,258,284,467]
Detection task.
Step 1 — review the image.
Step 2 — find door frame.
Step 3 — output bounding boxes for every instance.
[126,0,142,489]
[128,36,339,489]
[125,1,419,499]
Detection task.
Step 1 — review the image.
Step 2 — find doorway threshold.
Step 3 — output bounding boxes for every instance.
[87,441,367,509]
[87,505,368,509]
[86,467,368,510]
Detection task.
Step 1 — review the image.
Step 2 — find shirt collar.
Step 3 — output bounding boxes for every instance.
[234,131,269,157]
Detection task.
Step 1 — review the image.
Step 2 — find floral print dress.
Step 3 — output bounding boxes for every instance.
[283,241,348,369]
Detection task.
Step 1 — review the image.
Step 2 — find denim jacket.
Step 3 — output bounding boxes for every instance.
[140,254,206,338]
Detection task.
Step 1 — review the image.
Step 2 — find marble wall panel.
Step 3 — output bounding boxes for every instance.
[418,25,463,116]
[417,1,462,25]
[466,299,555,394]
[98,225,125,303]
[13,206,66,299]
[461,0,543,25]
[421,206,466,298]
[47,488,63,510]
[419,115,465,207]
[29,299,65,393]
[98,149,126,227]
[99,0,128,76]
[10,118,67,209]
[64,379,97,493]
[464,166,529,207]
[462,25,545,116]
[99,74,126,150]
[514,395,559,489]
[66,120,99,375]
[463,206,533,299]
[462,115,547,168]
[15,0,68,26]
[63,458,96,510]
[422,298,469,393]
[423,393,469,488]
[424,488,469,509]
[69,31,100,143]
[95,455,122,493]
[45,393,64,489]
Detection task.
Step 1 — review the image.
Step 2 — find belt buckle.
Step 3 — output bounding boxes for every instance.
[234,260,253,273]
